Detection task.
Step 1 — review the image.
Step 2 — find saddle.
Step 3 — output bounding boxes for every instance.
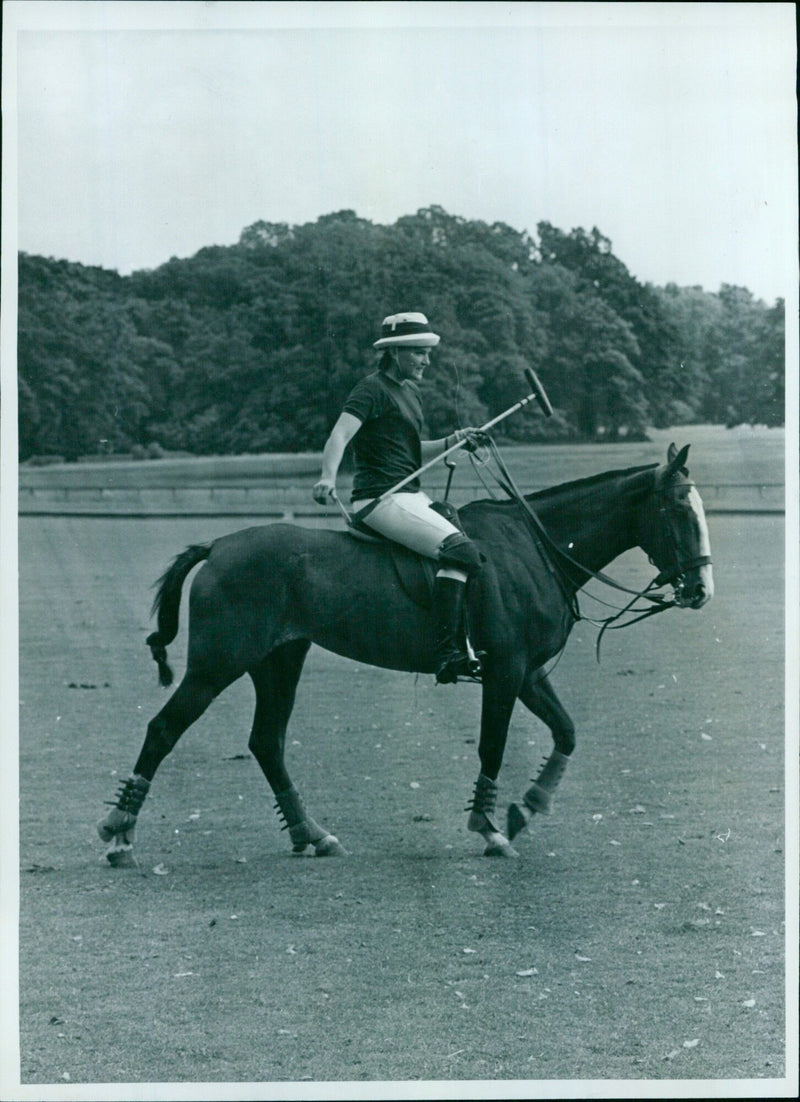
[346,500,462,609]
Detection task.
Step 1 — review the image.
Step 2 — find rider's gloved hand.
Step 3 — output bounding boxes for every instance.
[312,480,336,504]
[448,428,490,453]
[461,429,491,453]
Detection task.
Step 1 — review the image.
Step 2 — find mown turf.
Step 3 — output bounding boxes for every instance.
[16,506,789,1089]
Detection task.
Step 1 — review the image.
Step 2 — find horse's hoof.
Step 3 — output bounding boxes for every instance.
[480,828,519,857]
[507,802,533,840]
[484,839,519,857]
[104,844,137,868]
[314,834,347,856]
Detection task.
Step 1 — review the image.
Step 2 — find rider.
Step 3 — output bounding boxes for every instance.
[312,311,485,683]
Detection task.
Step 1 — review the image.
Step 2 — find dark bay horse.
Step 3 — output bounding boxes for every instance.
[98,443,713,863]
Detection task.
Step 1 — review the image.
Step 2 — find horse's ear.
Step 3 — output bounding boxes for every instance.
[666,442,690,476]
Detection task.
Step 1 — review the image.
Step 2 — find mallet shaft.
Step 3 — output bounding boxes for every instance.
[349,368,554,517]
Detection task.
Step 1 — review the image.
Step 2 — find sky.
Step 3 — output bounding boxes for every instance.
[4,1,798,305]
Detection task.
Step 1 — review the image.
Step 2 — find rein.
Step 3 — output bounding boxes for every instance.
[470,438,700,658]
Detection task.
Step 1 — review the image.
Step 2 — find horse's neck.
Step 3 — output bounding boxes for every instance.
[535,469,653,578]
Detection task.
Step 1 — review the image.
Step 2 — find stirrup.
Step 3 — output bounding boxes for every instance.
[436,651,484,685]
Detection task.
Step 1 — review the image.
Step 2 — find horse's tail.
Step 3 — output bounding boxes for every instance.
[146,543,212,686]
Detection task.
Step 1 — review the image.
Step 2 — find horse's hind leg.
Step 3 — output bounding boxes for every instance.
[507,670,575,840]
[248,641,345,857]
[97,672,220,866]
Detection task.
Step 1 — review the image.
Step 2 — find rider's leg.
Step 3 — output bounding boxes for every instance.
[357,493,484,682]
[434,533,484,683]
[357,491,460,556]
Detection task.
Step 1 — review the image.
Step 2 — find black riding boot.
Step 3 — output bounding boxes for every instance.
[434,576,483,684]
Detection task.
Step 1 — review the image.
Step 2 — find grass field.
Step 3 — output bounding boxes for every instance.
[18,426,786,517]
[12,422,794,1093]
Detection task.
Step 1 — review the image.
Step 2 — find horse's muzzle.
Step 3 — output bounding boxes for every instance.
[675,564,714,609]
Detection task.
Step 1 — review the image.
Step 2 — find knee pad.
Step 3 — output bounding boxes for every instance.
[429,500,463,529]
[437,532,484,578]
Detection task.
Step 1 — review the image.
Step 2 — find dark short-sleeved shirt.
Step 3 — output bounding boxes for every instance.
[343,371,424,501]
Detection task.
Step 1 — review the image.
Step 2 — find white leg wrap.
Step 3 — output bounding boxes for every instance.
[274,787,346,855]
[523,750,571,815]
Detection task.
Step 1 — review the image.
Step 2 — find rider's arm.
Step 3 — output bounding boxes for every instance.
[421,435,450,461]
[420,429,480,461]
[313,412,362,501]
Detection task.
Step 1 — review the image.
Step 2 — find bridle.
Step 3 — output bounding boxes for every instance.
[469,439,712,656]
[649,481,713,592]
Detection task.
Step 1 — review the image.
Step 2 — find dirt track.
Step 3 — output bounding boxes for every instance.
[17,512,787,1088]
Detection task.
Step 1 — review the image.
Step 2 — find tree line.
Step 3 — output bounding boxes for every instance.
[18,206,785,462]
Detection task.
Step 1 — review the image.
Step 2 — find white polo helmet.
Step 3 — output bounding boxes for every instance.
[373,312,441,349]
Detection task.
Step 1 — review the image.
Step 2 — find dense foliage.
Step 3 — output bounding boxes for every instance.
[18,207,785,461]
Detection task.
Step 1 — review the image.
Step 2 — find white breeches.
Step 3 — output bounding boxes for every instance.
[354,491,465,580]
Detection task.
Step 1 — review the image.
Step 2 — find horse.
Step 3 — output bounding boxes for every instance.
[98,442,713,863]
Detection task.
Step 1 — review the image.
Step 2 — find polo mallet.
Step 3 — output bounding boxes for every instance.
[522,367,554,419]
[339,367,553,524]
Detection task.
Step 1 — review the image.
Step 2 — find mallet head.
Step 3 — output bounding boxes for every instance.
[524,368,554,418]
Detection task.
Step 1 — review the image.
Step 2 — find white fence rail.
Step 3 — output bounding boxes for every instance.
[18,481,784,517]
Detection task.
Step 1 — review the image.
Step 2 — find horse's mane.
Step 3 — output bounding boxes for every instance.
[462,461,660,516]
[526,461,660,505]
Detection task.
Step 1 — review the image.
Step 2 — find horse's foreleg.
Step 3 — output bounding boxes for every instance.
[468,674,522,857]
[507,670,575,840]
[97,672,219,866]
[248,642,346,857]
[97,774,150,867]
[273,786,346,857]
